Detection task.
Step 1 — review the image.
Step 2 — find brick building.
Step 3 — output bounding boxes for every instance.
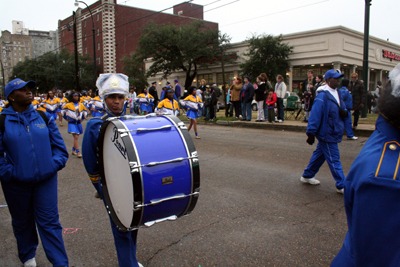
[58,0,218,74]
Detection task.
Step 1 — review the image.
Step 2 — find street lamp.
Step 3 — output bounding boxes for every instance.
[75,0,97,84]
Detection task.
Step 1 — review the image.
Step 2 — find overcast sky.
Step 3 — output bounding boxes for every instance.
[1,0,399,45]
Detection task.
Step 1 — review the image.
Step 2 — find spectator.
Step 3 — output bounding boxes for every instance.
[174,79,181,99]
[367,91,375,113]
[210,84,219,121]
[350,73,366,130]
[300,69,348,194]
[265,88,277,123]
[314,75,324,91]
[203,85,212,121]
[275,75,287,123]
[303,70,316,99]
[255,76,266,122]
[148,81,159,111]
[225,85,233,117]
[303,91,313,123]
[260,73,272,121]
[240,76,254,121]
[230,77,243,119]
[339,79,358,140]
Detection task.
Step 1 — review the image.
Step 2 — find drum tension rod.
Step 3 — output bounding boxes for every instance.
[134,192,200,208]
[118,125,175,133]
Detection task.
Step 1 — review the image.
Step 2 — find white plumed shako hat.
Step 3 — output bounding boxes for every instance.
[96,73,129,99]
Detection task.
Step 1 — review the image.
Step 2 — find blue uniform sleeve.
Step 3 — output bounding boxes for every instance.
[306,94,324,136]
[82,118,103,193]
[0,130,13,182]
[46,114,69,171]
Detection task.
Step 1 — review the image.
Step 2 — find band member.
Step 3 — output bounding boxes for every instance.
[331,63,400,266]
[182,86,203,139]
[80,91,92,111]
[90,90,105,117]
[82,73,143,267]
[57,91,69,126]
[156,89,180,116]
[0,78,69,267]
[136,87,154,115]
[62,93,88,158]
[300,69,348,194]
[42,91,61,121]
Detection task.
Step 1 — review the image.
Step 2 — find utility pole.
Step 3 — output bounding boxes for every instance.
[73,11,81,91]
[361,0,371,118]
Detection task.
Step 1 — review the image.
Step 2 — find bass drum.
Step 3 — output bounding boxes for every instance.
[98,114,200,231]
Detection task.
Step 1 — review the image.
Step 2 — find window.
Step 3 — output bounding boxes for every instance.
[217,72,234,87]
[25,47,29,51]
[25,41,29,46]
[62,31,64,37]
[13,41,16,44]
[97,13,99,21]
[85,47,87,54]
[84,20,86,27]
[97,28,99,36]
[97,57,101,65]
[14,47,16,50]
[14,52,16,56]
[19,58,22,61]
[196,74,213,87]
[19,52,21,55]
[84,33,86,41]
[18,41,20,45]
[19,47,21,50]
[98,42,100,50]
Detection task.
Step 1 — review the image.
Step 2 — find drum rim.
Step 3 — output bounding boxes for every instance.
[98,119,144,231]
[163,114,200,216]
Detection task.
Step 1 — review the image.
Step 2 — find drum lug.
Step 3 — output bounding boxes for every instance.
[129,162,139,173]
[178,122,187,130]
[133,201,142,211]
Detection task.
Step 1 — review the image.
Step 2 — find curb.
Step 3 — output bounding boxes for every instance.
[212,120,374,138]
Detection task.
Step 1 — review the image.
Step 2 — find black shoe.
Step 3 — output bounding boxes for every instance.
[241,119,246,121]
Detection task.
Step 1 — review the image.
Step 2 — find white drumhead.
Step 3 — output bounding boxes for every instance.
[102,122,134,229]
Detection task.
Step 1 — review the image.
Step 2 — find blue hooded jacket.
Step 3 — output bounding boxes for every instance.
[339,86,353,110]
[0,105,68,183]
[306,88,346,143]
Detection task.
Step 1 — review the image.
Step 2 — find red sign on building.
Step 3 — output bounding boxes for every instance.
[382,49,400,62]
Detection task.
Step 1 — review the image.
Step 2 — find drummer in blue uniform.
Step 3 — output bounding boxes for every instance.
[331,63,400,266]
[82,73,143,267]
[300,69,349,193]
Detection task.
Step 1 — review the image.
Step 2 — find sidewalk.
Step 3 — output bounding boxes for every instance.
[212,119,375,137]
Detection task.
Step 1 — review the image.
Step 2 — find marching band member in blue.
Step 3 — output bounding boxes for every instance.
[0,78,69,267]
[156,89,180,116]
[42,91,61,121]
[135,87,154,115]
[90,90,105,117]
[80,91,92,110]
[331,63,400,266]
[62,93,88,158]
[57,91,69,127]
[300,69,348,193]
[339,79,358,140]
[182,86,203,139]
[82,73,143,267]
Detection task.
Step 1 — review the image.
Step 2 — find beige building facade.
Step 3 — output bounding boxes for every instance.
[146,26,400,94]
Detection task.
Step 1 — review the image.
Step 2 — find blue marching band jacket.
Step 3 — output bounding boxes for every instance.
[332,115,400,266]
[0,105,68,183]
[307,87,346,143]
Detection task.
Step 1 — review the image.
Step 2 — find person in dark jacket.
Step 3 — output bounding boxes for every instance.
[302,70,317,99]
[300,70,348,194]
[240,76,255,121]
[148,81,159,112]
[255,76,266,122]
[0,78,69,267]
[331,63,400,267]
[367,91,375,113]
[350,73,366,129]
[339,79,358,140]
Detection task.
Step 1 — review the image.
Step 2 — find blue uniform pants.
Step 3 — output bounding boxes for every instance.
[302,141,345,189]
[1,176,68,266]
[98,184,139,267]
[344,110,354,138]
[241,101,252,121]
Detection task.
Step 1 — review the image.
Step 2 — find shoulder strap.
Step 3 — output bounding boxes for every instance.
[0,114,6,133]
[36,110,49,126]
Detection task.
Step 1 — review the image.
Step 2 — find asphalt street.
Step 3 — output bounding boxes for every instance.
[0,119,367,267]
